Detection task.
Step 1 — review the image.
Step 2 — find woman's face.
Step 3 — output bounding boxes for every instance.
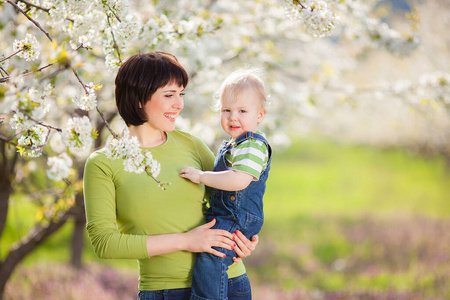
[143,83,185,132]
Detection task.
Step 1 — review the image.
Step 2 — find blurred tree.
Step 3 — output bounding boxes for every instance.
[303,0,450,165]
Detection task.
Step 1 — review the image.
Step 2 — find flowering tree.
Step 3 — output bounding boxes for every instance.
[288,1,450,163]
[0,0,432,297]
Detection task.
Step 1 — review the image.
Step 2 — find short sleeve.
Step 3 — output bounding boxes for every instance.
[230,139,269,180]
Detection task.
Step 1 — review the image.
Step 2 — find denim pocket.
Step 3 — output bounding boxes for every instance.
[209,190,236,219]
[138,290,159,300]
[240,212,263,238]
[229,273,251,296]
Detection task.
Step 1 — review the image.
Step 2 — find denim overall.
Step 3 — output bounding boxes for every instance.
[190,132,272,300]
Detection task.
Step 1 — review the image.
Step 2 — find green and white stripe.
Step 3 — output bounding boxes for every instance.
[225,138,269,180]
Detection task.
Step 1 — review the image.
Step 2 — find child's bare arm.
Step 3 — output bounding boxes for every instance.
[179,166,253,191]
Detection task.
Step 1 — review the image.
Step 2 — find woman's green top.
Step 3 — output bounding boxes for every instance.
[83,130,245,290]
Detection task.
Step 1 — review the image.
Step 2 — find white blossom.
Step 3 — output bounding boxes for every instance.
[419,72,450,104]
[8,85,51,131]
[10,111,34,132]
[73,82,98,111]
[61,116,95,153]
[13,33,40,61]
[105,128,161,177]
[116,15,142,42]
[282,0,338,37]
[46,152,73,181]
[159,14,177,44]
[143,18,161,46]
[364,17,420,56]
[105,54,121,71]
[17,1,27,11]
[17,125,49,157]
[78,35,92,48]
[43,83,54,97]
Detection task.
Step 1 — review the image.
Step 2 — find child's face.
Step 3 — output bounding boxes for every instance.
[220,88,266,139]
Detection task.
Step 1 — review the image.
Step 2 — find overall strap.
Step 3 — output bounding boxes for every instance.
[235,131,268,145]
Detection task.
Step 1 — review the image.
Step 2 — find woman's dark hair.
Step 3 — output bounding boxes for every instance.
[115,51,189,126]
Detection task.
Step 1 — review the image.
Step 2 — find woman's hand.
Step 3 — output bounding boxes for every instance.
[232,230,259,263]
[183,218,236,258]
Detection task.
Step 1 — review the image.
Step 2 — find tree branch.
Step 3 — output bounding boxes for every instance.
[37,65,69,84]
[0,62,56,83]
[96,107,118,139]
[9,152,18,177]
[103,2,122,22]
[17,0,50,13]
[0,140,6,177]
[72,69,118,139]
[0,48,26,64]
[0,66,9,77]
[7,0,120,144]
[6,0,53,42]
[106,15,122,64]
[70,67,89,94]
[145,167,169,190]
[0,133,17,145]
[0,205,80,293]
[293,0,307,10]
[20,187,64,202]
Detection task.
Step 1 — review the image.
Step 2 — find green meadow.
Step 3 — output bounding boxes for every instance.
[3,139,450,299]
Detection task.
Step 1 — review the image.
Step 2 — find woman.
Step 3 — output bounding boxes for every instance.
[83,51,258,300]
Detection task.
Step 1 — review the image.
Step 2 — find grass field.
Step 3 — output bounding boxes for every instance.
[3,138,450,299]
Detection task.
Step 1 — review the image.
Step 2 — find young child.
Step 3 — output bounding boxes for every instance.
[179,68,272,300]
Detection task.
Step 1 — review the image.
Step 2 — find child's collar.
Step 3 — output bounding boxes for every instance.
[226,130,264,147]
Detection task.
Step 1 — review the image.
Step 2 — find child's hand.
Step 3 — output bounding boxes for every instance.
[179,166,203,184]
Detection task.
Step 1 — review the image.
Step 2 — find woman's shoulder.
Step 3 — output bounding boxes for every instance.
[86,148,109,161]
[85,148,114,170]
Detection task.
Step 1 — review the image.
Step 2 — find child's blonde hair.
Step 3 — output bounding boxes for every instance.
[214,68,268,111]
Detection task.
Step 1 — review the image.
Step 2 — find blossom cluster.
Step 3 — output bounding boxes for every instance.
[8,84,52,132]
[46,152,73,181]
[340,71,450,110]
[417,72,450,104]
[154,15,217,43]
[389,72,450,107]
[61,116,97,153]
[70,34,93,50]
[332,1,420,56]
[282,0,338,37]
[105,128,161,177]
[8,0,223,73]
[103,14,142,70]
[13,33,41,61]
[17,125,49,157]
[364,18,420,56]
[73,82,100,111]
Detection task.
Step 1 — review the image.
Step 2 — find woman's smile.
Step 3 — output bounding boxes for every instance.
[164,112,178,122]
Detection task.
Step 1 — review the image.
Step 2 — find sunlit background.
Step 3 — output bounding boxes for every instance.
[1,0,449,299]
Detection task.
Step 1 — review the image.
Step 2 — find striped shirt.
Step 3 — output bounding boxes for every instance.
[225,133,269,180]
